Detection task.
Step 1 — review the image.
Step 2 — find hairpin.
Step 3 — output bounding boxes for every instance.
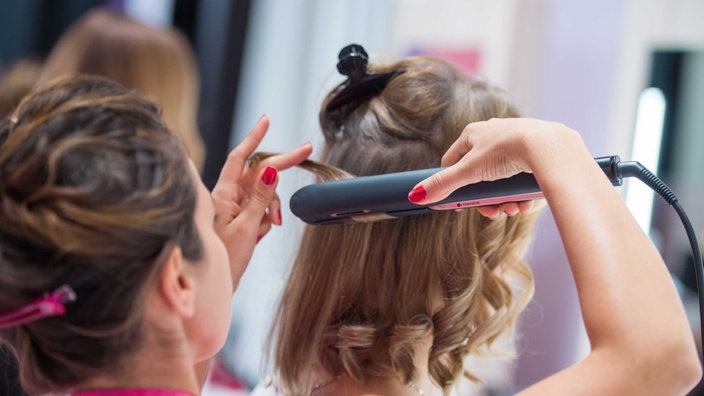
[0,284,77,329]
[325,44,403,112]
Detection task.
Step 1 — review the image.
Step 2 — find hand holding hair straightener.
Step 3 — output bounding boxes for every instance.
[410,118,703,394]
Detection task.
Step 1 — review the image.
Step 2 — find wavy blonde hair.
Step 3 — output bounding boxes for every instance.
[270,56,540,395]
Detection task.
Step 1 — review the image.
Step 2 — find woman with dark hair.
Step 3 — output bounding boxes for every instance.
[0,75,311,395]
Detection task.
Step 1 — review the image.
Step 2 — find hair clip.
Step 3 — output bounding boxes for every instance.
[325,44,403,112]
[0,284,77,329]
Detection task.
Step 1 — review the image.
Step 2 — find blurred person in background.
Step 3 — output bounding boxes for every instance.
[0,57,43,119]
[38,7,206,173]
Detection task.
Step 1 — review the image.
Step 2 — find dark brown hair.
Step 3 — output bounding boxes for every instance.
[0,75,202,394]
[271,56,540,395]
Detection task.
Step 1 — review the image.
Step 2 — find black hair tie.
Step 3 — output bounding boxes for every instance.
[325,44,403,112]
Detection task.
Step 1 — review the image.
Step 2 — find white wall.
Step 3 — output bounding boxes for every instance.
[387,0,519,86]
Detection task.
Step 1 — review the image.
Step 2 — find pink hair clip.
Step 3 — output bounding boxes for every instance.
[0,285,77,329]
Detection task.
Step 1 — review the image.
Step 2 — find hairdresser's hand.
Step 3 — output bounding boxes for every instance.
[409,118,574,218]
[212,115,312,289]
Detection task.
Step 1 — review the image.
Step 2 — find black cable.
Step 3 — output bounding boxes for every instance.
[618,161,704,353]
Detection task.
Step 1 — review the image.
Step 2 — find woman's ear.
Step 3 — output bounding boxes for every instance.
[158,246,196,319]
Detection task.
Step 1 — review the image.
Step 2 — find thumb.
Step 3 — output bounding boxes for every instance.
[408,165,479,205]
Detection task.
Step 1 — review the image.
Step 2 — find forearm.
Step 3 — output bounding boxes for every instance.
[526,129,700,392]
[418,117,701,393]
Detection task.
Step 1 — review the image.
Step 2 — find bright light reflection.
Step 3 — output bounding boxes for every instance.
[625,87,666,233]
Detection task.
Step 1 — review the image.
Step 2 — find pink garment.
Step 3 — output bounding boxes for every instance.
[72,390,195,396]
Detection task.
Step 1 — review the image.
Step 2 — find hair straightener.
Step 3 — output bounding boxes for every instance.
[290,156,622,225]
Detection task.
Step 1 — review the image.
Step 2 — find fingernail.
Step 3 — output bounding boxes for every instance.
[277,209,282,224]
[256,235,263,243]
[408,185,427,203]
[261,166,277,185]
[258,114,267,122]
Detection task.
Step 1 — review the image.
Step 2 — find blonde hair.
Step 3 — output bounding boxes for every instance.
[39,7,206,171]
[269,56,541,395]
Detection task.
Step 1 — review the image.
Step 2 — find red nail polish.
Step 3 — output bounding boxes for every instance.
[261,166,277,185]
[256,235,263,243]
[408,185,427,203]
[277,209,282,224]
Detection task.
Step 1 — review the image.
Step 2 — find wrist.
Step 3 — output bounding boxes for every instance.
[522,120,586,177]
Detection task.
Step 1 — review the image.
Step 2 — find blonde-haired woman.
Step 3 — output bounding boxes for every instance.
[39,7,206,172]
[255,45,701,395]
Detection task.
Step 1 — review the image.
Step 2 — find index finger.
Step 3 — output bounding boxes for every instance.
[257,142,313,172]
[409,161,481,205]
[216,115,270,188]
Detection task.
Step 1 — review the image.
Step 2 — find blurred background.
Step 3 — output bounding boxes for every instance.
[1,0,703,395]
